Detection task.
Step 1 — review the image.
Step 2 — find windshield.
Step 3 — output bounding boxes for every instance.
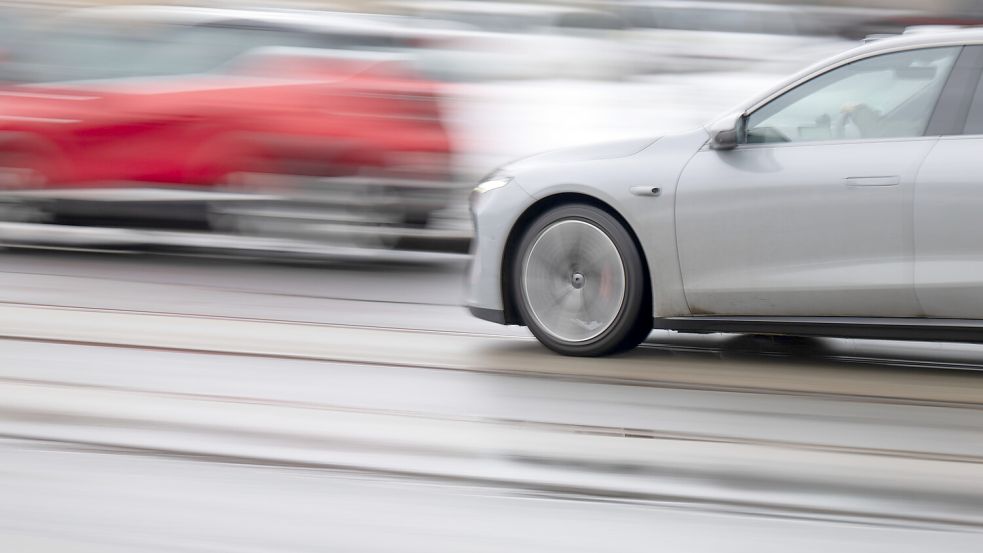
[4,19,391,84]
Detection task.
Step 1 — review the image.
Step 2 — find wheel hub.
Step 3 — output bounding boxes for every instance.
[521,219,627,343]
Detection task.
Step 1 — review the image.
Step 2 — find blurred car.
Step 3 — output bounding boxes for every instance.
[383,0,637,80]
[836,10,983,41]
[0,6,454,227]
[618,1,856,74]
[469,29,983,355]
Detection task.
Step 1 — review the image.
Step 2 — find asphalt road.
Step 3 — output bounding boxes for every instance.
[1,249,982,552]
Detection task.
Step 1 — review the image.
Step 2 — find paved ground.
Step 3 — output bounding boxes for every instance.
[1,249,982,551]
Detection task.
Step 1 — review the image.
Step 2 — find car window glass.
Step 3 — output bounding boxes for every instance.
[555,11,626,31]
[7,20,174,82]
[418,10,539,33]
[635,7,792,34]
[8,20,328,82]
[137,25,321,75]
[962,66,983,134]
[661,9,747,32]
[746,47,960,144]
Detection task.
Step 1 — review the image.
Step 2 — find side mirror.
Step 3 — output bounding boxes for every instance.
[708,112,744,151]
[711,128,739,150]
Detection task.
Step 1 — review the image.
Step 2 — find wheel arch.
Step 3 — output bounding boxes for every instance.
[500,191,652,326]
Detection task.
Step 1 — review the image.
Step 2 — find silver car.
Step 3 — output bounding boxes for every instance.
[467,29,983,356]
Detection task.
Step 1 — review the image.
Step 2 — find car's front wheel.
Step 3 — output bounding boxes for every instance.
[512,204,651,356]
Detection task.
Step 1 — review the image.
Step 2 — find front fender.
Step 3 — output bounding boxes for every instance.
[508,128,711,318]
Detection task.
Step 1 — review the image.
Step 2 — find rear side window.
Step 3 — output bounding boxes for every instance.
[962,64,983,135]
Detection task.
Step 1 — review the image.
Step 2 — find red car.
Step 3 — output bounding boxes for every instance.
[0,7,454,226]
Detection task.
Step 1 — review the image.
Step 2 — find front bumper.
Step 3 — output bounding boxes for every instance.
[464,177,533,323]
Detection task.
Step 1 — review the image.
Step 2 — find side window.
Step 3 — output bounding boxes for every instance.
[962,65,983,135]
[745,47,960,144]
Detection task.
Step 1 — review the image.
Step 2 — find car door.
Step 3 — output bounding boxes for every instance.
[675,46,963,317]
[913,46,983,318]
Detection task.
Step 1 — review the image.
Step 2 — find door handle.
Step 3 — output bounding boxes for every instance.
[630,186,661,197]
[844,176,900,187]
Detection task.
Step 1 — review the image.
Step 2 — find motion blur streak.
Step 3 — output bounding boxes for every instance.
[0,0,869,246]
[1,0,983,552]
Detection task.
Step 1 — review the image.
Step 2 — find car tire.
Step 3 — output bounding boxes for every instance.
[512,204,651,356]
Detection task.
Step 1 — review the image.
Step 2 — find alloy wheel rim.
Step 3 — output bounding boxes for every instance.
[522,219,627,343]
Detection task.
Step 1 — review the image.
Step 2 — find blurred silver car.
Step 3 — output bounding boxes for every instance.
[619,0,855,74]
[383,0,636,80]
[468,29,983,356]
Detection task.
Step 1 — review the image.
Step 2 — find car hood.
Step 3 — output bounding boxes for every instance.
[0,76,283,125]
[502,136,660,173]
[0,87,107,118]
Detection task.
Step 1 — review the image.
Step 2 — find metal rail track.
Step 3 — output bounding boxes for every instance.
[1,299,982,411]
[9,433,981,533]
[4,373,980,465]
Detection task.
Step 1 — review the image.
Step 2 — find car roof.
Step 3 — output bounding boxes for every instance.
[707,26,983,128]
[782,26,983,81]
[853,26,983,50]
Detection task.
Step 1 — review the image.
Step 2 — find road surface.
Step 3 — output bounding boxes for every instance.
[1,249,982,552]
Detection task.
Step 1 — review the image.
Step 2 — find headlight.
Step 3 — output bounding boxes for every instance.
[472,176,512,196]
[470,176,512,212]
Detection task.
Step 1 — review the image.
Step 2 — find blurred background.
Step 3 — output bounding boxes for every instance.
[1,1,983,552]
[1,0,977,253]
